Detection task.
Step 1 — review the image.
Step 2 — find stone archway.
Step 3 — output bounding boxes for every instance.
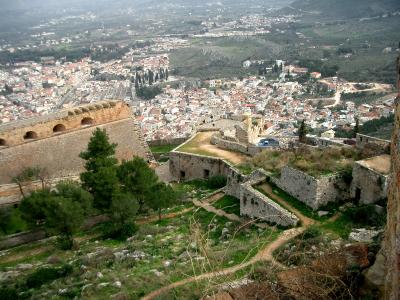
[53,124,66,133]
[0,138,6,146]
[81,117,95,126]
[23,131,38,140]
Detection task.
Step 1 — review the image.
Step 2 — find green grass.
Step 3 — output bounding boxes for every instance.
[256,183,333,222]
[0,207,29,237]
[320,204,386,239]
[150,144,177,154]
[212,195,240,216]
[236,163,254,175]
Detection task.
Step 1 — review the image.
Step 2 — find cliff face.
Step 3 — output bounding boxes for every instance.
[384,54,400,299]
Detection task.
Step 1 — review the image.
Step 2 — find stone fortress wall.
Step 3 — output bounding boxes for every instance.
[0,101,152,185]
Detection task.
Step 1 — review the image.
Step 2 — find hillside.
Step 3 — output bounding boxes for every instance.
[286,0,400,20]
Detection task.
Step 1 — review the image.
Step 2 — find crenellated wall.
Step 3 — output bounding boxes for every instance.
[0,101,130,147]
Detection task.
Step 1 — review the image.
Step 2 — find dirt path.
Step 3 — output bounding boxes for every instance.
[203,192,225,204]
[258,183,316,227]
[136,207,194,225]
[200,144,247,165]
[192,199,241,223]
[141,190,312,300]
[181,132,247,165]
[141,227,305,300]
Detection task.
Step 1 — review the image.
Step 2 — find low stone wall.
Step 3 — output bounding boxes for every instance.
[0,177,79,206]
[271,166,343,210]
[147,137,188,147]
[0,230,47,250]
[210,134,262,157]
[356,133,390,155]
[0,215,108,250]
[240,178,299,227]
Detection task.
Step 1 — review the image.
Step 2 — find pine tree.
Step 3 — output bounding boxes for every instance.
[353,118,360,138]
[148,70,154,85]
[80,128,119,211]
[117,157,159,213]
[148,182,177,220]
[298,119,307,143]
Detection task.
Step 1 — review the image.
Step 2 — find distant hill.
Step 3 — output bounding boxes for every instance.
[286,0,400,20]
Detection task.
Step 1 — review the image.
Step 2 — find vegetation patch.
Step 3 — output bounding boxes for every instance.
[274,226,332,267]
[212,195,240,216]
[321,204,386,238]
[252,147,358,178]
[256,183,334,222]
[149,144,177,154]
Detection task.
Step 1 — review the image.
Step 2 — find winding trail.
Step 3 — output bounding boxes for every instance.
[141,188,313,300]
[141,226,305,300]
[192,192,242,223]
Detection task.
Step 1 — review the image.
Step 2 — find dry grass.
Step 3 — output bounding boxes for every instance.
[252,146,359,177]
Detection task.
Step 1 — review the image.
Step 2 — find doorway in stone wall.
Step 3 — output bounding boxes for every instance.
[355,187,361,204]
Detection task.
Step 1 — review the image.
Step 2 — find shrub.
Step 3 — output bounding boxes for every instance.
[302,226,322,240]
[25,265,73,289]
[0,287,18,300]
[344,205,386,227]
[56,235,75,251]
[207,175,227,189]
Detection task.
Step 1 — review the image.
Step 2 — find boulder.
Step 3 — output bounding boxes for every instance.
[349,229,382,243]
[317,211,329,217]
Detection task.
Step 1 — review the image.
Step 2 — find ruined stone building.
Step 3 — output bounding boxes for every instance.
[0,100,152,185]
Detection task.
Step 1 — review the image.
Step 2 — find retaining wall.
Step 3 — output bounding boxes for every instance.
[0,118,150,184]
[240,178,299,227]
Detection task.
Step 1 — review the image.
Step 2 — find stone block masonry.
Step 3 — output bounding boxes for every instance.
[271,166,345,210]
[169,151,232,181]
[240,178,299,227]
[0,101,152,184]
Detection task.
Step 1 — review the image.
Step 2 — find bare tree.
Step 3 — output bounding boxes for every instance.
[11,167,49,198]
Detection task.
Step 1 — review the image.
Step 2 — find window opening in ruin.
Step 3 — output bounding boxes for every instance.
[203,169,210,179]
[180,171,186,180]
[53,124,66,133]
[0,138,6,146]
[23,131,38,140]
[243,197,247,206]
[81,117,95,126]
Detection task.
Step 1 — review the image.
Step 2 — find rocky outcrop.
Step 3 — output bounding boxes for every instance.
[382,54,400,300]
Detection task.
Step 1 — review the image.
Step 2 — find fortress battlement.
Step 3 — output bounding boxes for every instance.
[0,100,130,148]
[0,100,152,186]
